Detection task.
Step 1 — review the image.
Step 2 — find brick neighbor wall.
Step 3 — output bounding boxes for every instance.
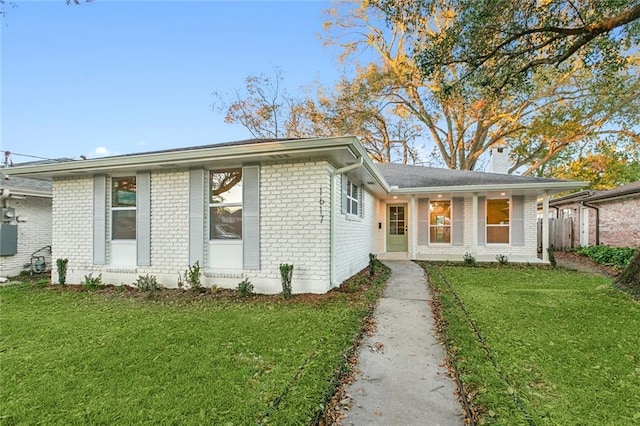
[597,195,640,247]
[0,196,52,277]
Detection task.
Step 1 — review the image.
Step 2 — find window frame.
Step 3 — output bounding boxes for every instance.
[110,176,137,241]
[209,168,243,241]
[346,179,360,216]
[485,197,510,245]
[429,199,452,245]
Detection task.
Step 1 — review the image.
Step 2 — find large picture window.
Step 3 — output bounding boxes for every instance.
[111,177,136,240]
[429,200,451,243]
[486,199,510,244]
[210,169,242,240]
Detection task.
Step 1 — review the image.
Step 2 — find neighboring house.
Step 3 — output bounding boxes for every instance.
[541,181,640,248]
[7,137,580,293]
[0,174,53,278]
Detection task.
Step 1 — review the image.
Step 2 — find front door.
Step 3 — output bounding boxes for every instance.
[580,208,589,246]
[387,204,408,252]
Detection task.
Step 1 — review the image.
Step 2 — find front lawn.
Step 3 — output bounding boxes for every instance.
[420,263,640,425]
[0,268,388,425]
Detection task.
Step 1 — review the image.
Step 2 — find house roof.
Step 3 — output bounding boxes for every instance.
[377,163,581,196]
[583,180,640,203]
[6,136,584,197]
[0,174,52,197]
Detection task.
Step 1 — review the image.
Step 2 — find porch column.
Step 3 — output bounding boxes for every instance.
[542,191,550,262]
[409,195,417,259]
[472,193,478,249]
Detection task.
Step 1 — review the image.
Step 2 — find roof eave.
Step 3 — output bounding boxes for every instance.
[583,188,640,203]
[5,136,359,178]
[1,188,52,198]
[389,181,585,195]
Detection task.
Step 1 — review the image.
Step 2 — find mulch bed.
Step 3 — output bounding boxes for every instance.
[553,251,620,277]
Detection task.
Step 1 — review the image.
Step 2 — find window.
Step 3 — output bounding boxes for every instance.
[346,180,359,216]
[486,199,509,244]
[210,169,242,240]
[111,177,136,240]
[429,200,451,243]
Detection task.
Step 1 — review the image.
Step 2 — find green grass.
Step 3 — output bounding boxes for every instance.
[0,269,388,425]
[420,263,640,425]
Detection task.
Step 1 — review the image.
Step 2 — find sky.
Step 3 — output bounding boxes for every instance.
[1,0,349,163]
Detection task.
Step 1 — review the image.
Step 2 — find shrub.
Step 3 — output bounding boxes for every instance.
[463,252,476,266]
[82,273,102,291]
[134,274,159,292]
[369,253,379,277]
[495,254,509,265]
[547,247,557,268]
[280,263,294,299]
[56,258,69,285]
[178,261,203,290]
[577,246,637,269]
[236,278,254,297]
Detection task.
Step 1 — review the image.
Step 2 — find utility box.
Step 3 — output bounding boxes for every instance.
[1,207,16,223]
[0,224,18,256]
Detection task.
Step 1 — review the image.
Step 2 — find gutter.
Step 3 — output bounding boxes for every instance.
[582,188,640,203]
[390,181,586,195]
[5,136,359,178]
[329,157,364,288]
[581,201,600,246]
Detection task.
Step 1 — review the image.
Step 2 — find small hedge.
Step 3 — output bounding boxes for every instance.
[576,245,637,269]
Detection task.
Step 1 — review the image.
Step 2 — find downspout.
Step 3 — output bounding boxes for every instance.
[581,201,600,246]
[329,157,363,288]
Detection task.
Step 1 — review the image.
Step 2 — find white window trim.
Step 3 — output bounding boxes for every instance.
[346,179,360,217]
[110,176,137,242]
[485,197,511,245]
[208,169,243,241]
[429,199,452,245]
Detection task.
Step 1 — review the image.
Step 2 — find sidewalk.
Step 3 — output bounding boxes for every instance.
[339,260,462,425]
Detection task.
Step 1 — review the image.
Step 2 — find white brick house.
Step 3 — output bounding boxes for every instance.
[8,137,581,293]
[0,175,52,278]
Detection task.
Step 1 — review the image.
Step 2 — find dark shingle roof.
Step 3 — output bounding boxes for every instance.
[584,180,640,202]
[376,163,564,188]
[0,174,52,194]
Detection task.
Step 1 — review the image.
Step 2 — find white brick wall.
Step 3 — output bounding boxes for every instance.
[51,177,94,283]
[48,162,337,293]
[139,170,190,275]
[332,172,377,285]
[374,194,542,263]
[257,161,331,293]
[0,196,52,277]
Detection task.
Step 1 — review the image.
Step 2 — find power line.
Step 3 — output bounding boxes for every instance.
[1,150,57,161]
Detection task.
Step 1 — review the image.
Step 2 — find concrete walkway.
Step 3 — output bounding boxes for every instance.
[339,260,463,426]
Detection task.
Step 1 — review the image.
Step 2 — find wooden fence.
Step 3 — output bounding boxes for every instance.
[537,218,574,252]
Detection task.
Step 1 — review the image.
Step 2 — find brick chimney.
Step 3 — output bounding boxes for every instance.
[489,146,510,174]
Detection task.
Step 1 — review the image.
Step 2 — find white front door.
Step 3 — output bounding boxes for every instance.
[580,208,589,246]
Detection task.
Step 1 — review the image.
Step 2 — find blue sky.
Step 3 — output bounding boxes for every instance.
[1,0,347,163]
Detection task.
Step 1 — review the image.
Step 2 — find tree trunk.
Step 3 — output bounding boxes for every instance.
[614,250,640,297]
